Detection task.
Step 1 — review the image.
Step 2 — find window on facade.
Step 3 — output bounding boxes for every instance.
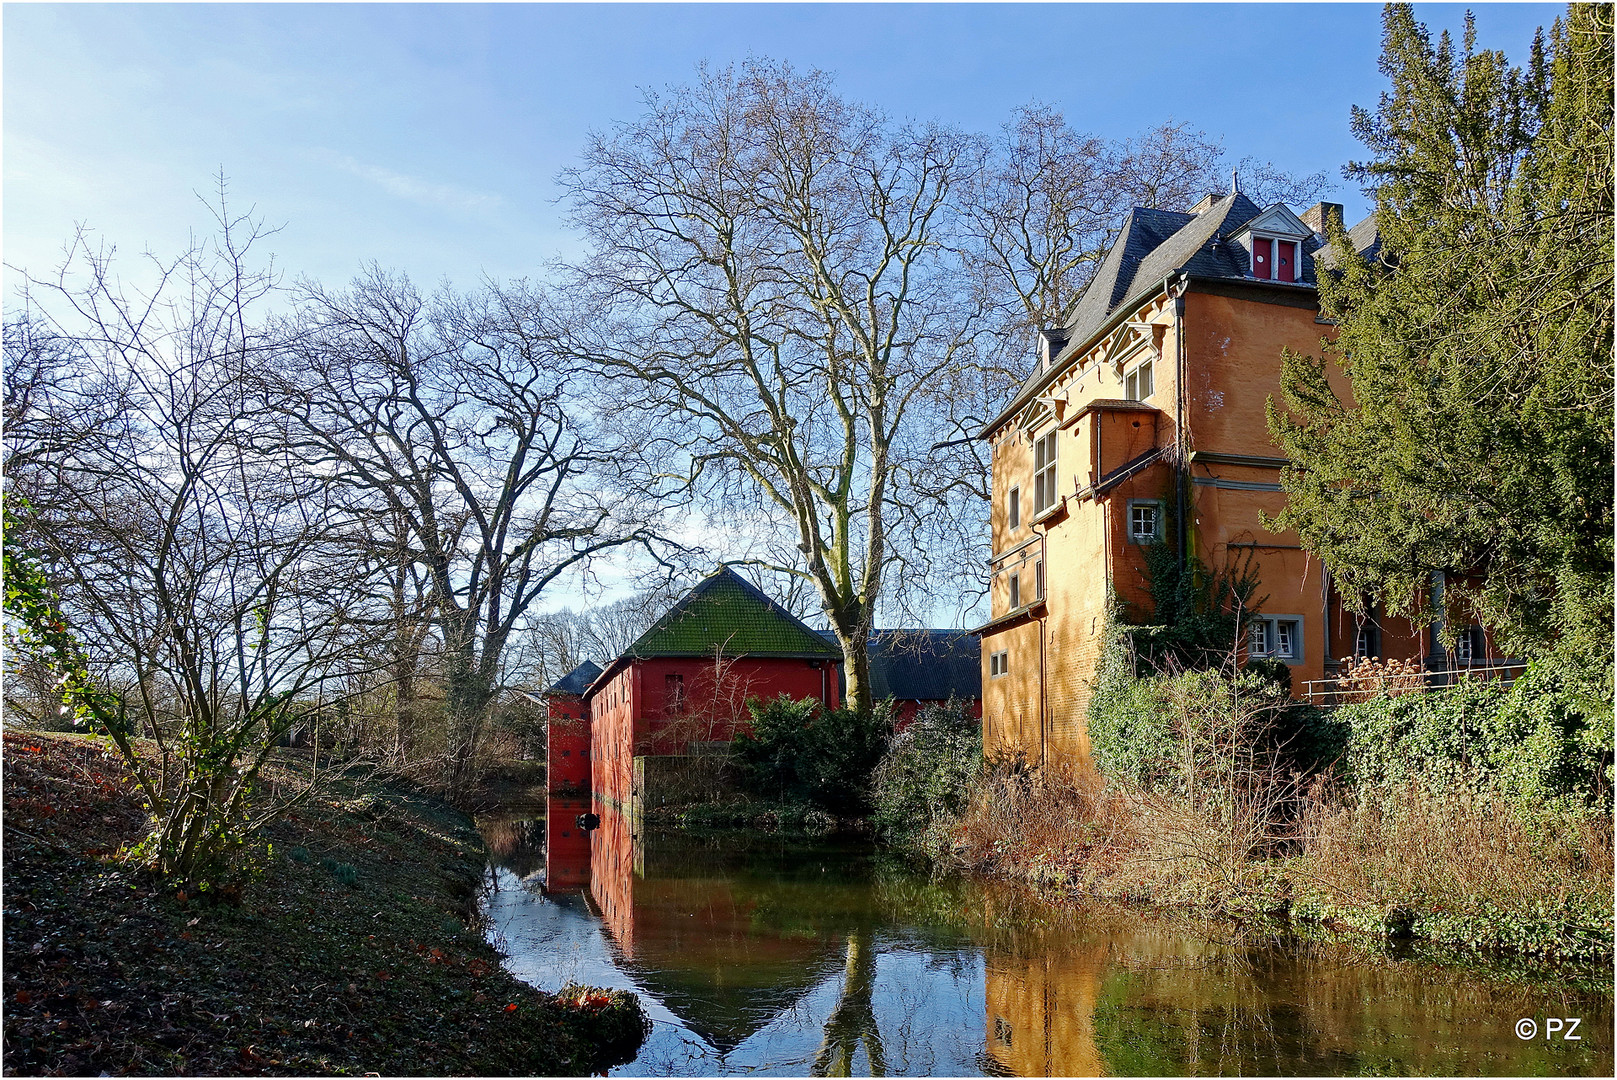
[1124,358,1154,401]
[664,673,685,713]
[1128,500,1162,544]
[1008,486,1020,530]
[1250,616,1303,662]
[1353,620,1379,658]
[1252,237,1300,282]
[990,650,1009,677]
[1008,572,1021,609]
[1035,559,1045,600]
[1033,432,1058,514]
[1454,625,1485,664]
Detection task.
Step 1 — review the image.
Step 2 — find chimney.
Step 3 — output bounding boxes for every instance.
[1188,192,1223,215]
[1302,201,1345,237]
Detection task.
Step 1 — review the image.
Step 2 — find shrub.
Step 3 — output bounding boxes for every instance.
[871,701,982,839]
[1337,661,1612,810]
[730,696,891,815]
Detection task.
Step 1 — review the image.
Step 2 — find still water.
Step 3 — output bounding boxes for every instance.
[479,804,1612,1076]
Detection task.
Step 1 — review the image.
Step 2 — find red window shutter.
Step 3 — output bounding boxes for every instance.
[1277,240,1296,282]
[1252,237,1273,279]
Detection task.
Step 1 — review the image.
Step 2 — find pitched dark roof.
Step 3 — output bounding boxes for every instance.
[1311,215,1382,270]
[868,629,981,702]
[991,192,1331,433]
[547,660,603,697]
[623,566,840,661]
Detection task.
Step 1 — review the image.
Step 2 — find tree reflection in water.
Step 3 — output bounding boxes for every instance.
[812,929,886,1077]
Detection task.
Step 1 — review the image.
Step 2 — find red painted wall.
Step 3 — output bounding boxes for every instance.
[890,697,984,731]
[588,655,840,813]
[545,695,592,793]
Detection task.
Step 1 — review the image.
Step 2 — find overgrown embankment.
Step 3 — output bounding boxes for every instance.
[2,731,647,1076]
[880,646,1614,966]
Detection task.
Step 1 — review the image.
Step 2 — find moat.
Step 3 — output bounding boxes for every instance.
[479,807,1612,1077]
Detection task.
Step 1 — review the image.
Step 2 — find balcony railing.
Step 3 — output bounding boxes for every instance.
[1301,659,1528,707]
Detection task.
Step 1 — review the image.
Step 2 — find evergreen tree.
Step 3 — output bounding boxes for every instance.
[1268,4,1613,670]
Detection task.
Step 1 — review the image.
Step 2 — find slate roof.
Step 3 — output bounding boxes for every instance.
[993,191,1342,432]
[1312,215,1382,270]
[547,660,603,697]
[868,629,981,702]
[622,566,840,661]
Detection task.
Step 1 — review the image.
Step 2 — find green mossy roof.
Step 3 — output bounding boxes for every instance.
[626,567,840,660]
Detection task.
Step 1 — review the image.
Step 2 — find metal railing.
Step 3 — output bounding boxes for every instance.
[1302,660,1528,707]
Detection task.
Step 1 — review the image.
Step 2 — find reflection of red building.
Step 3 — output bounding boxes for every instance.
[543,794,592,893]
[587,567,843,815]
[545,661,602,794]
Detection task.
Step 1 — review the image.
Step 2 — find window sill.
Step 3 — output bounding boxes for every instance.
[1030,499,1068,526]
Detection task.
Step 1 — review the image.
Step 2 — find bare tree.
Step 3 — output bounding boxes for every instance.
[964,107,1328,342]
[556,61,987,710]
[4,193,381,888]
[277,269,660,793]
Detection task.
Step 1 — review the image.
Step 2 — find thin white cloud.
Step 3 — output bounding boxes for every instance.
[320,151,502,215]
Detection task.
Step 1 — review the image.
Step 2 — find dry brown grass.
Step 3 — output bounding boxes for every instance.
[1291,779,1614,953]
[940,757,1143,891]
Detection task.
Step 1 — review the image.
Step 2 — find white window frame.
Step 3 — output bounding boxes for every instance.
[1124,357,1154,401]
[1008,572,1021,610]
[990,650,1009,678]
[1008,485,1020,530]
[1249,615,1305,665]
[1035,558,1045,601]
[1032,431,1058,514]
[1127,499,1163,545]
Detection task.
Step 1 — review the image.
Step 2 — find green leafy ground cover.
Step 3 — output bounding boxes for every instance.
[2,731,647,1076]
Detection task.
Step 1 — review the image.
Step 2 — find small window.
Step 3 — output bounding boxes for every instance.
[1033,432,1058,514]
[1035,559,1045,600]
[1124,358,1154,401]
[1353,620,1378,658]
[1128,500,1162,544]
[990,650,1009,677]
[1250,616,1304,663]
[1008,572,1021,609]
[1454,625,1485,664]
[664,673,685,713]
[1008,486,1020,530]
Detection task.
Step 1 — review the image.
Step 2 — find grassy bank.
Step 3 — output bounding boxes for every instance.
[2,730,647,1076]
[883,665,1613,967]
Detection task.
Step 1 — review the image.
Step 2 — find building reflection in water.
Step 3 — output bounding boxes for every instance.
[982,944,1107,1076]
[541,794,592,894]
[525,807,1613,1077]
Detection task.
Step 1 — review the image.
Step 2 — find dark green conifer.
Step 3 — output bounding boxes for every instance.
[1267,3,1613,670]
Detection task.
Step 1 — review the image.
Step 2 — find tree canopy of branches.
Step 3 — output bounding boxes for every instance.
[277,271,658,791]
[1268,4,1613,675]
[557,61,989,711]
[4,200,380,888]
[556,62,1322,709]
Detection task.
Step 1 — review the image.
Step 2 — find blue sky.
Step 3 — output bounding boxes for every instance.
[5,2,1561,296]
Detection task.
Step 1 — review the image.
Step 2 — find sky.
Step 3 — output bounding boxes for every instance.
[4,2,1563,297]
[1,1,1563,621]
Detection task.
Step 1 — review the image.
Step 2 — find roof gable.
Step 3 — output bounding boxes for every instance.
[625,567,840,660]
[1231,203,1313,239]
[547,660,604,696]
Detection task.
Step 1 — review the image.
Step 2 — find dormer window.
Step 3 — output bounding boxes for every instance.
[1251,236,1299,282]
[1234,204,1313,285]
